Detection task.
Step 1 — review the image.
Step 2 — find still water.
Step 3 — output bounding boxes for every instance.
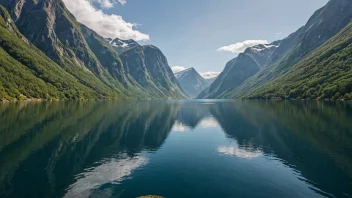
[0,100,351,198]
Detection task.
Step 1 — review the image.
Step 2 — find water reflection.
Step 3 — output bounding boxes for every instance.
[0,101,178,198]
[64,156,148,198]
[217,145,263,159]
[212,101,352,198]
[0,100,351,198]
[171,117,219,132]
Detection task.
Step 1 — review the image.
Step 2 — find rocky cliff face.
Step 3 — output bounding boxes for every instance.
[118,44,187,99]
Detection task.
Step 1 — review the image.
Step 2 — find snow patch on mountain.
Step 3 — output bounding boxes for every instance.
[250,44,280,53]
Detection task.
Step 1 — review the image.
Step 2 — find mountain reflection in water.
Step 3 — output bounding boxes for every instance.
[0,100,351,198]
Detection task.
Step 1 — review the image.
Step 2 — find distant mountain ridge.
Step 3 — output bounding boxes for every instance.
[198,0,352,100]
[0,0,186,100]
[175,68,212,98]
[205,77,217,85]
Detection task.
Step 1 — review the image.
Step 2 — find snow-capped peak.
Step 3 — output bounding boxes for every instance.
[111,40,129,48]
[250,44,279,52]
[106,38,138,49]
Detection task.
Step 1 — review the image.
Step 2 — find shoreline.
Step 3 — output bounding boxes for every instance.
[1,98,351,103]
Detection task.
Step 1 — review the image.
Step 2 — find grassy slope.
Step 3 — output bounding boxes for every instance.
[0,5,100,100]
[247,21,352,100]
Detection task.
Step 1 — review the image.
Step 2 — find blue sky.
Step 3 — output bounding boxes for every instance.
[64,0,328,74]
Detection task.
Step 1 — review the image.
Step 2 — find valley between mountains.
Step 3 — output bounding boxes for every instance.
[0,0,352,101]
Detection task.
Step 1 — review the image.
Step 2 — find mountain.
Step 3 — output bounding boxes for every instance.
[198,42,280,98]
[81,25,186,99]
[175,68,210,98]
[248,20,352,100]
[0,0,186,100]
[198,0,352,100]
[118,44,187,99]
[0,0,119,98]
[205,77,217,85]
[199,72,220,85]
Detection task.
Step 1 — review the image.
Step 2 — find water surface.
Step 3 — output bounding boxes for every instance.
[0,100,351,198]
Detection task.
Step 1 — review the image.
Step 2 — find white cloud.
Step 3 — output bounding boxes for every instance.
[217,40,269,54]
[200,72,220,79]
[171,66,187,73]
[62,0,149,41]
[117,0,127,5]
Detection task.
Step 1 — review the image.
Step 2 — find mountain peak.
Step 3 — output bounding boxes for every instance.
[244,42,280,54]
[175,67,198,78]
[174,67,211,98]
[107,38,140,54]
[184,67,197,73]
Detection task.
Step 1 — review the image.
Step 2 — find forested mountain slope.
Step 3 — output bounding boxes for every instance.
[0,5,100,100]
[0,0,186,100]
[199,0,352,100]
[247,20,352,100]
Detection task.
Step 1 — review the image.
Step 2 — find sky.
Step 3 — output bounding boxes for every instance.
[63,0,328,76]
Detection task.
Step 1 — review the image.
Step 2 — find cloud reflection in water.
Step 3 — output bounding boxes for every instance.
[217,146,262,159]
[64,156,148,198]
[199,117,219,128]
[171,117,220,132]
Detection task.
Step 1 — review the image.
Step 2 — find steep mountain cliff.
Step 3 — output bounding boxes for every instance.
[0,0,186,100]
[174,68,210,98]
[81,25,186,99]
[199,0,352,100]
[118,44,187,99]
